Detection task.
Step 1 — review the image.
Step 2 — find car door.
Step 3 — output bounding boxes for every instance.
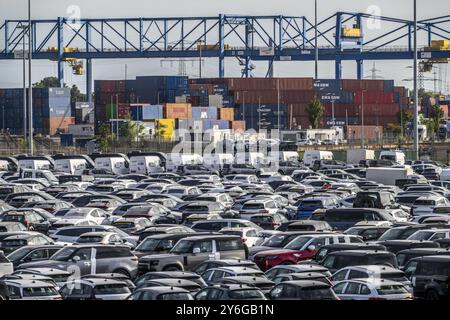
[340,281,362,300]
[71,247,94,275]
[186,240,213,270]
[216,238,246,260]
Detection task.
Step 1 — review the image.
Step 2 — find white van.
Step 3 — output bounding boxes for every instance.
[302,150,333,166]
[379,150,406,165]
[54,159,87,175]
[203,153,235,171]
[18,159,51,171]
[440,169,450,181]
[94,157,129,175]
[129,156,164,175]
[165,153,203,172]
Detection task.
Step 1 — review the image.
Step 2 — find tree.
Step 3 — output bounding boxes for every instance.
[428,105,444,140]
[70,85,87,105]
[397,108,413,137]
[306,97,324,129]
[119,116,145,147]
[97,123,114,152]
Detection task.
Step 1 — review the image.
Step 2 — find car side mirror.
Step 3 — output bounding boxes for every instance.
[72,256,81,262]
[307,245,316,251]
[193,248,201,254]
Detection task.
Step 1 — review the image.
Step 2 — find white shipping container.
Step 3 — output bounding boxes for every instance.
[209,95,223,108]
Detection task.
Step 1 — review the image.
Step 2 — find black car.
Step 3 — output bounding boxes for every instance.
[344,226,390,241]
[133,233,201,258]
[6,245,63,268]
[377,224,449,241]
[219,276,275,294]
[396,248,450,269]
[268,280,338,300]
[404,255,450,300]
[194,284,266,300]
[320,250,398,273]
[134,278,202,293]
[313,243,388,263]
[376,240,440,254]
[191,259,259,275]
[135,271,207,287]
[0,209,53,233]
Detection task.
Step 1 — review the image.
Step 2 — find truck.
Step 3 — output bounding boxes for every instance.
[346,149,375,164]
[366,167,414,186]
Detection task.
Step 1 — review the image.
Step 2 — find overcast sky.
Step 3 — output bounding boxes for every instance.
[0,0,449,93]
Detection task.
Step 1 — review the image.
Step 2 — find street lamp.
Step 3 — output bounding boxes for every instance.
[314,0,319,79]
[413,0,419,160]
[27,0,33,155]
[18,24,28,142]
[361,90,365,148]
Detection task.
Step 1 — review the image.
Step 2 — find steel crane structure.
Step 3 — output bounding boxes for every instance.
[1,12,450,100]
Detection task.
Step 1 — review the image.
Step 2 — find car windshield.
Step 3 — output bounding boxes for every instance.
[300,200,323,207]
[376,285,408,295]
[51,247,77,261]
[228,289,265,299]
[22,286,59,297]
[261,235,289,247]
[377,228,405,241]
[135,238,160,252]
[185,206,209,212]
[284,236,312,250]
[94,284,131,295]
[407,231,434,241]
[380,272,409,282]
[170,240,194,253]
[6,246,33,261]
[414,199,436,205]
[65,210,88,218]
[242,203,265,210]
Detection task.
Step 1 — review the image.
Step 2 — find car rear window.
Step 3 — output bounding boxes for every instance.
[414,199,436,205]
[250,216,273,223]
[298,287,335,300]
[300,200,323,207]
[242,203,265,210]
[2,239,27,247]
[380,272,409,282]
[228,289,265,299]
[157,292,193,300]
[376,285,408,295]
[2,214,24,222]
[77,236,103,243]
[94,284,131,295]
[22,286,59,297]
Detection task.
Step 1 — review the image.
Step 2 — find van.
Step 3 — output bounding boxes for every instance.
[18,159,52,171]
[138,235,246,273]
[129,156,164,175]
[20,169,58,185]
[94,157,129,175]
[379,150,406,165]
[165,153,203,172]
[311,208,395,231]
[303,151,333,167]
[203,154,234,172]
[54,159,87,175]
[440,169,450,181]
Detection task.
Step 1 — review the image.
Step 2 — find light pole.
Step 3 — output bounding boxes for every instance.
[314,0,319,79]
[27,0,33,155]
[413,0,419,160]
[18,24,27,142]
[361,90,365,148]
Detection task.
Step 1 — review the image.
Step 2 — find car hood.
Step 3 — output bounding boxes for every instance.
[249,246,275,255]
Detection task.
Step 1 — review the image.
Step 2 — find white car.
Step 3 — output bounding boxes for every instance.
[51,207,109,225]
[0,250,13,277]
[238,200,281,220]
[1,279,62,300]
[331,265,412,292]
[388,209,411,222]
[333,278,412,300]
[411,195,450,216]
[219,227,261,247]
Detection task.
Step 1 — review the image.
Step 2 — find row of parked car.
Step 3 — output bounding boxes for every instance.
[0,153,449,300]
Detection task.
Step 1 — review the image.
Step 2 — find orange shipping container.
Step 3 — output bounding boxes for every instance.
[49,117,75,135]
[219,108,235,122]
[164,103,192,119]
[231,120,246,131]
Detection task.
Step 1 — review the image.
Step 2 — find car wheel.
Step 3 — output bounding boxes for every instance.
[425,290,440,300]
[163,265,181,271]
[113,269,130,278]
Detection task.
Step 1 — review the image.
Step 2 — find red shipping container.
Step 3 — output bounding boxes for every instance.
[346,125,383,141]
[118,103,130,119]
[354,91,394,104]
[342,79,384,92]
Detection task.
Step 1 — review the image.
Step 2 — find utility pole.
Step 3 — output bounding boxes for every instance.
[361,90,365,148]
[314,0,319,80]
[19,24,27,142]
[27,0,33,155]
[413,0,419,160]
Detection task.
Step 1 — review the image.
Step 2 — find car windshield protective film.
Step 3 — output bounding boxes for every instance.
[171,240,194,253]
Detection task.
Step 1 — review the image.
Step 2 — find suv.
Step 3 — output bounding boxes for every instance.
[396,248,450,270]
[17,245,138,278]
[0,279,61,300]
[138,235,246,273]
[311,208,395,231]
[320,250,398,273]
[353,191,398,209]
[404,255,450,300]
[194,284,266,300]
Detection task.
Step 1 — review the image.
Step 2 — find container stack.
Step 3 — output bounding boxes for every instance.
[0,87,73,135]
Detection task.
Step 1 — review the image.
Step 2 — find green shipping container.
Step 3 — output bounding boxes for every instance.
[106,104,117,119]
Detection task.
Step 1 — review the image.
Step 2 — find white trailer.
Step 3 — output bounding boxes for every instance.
[94,157,129,175]
[302,150,333,166]
[366,167,414,186]
[346,149,375,164]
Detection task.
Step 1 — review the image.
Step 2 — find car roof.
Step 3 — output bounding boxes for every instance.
[340,278,404,287]
[67,278,127,286]
[178,234,241,241]
[397,248,450,254]
[17,267,71,275]
[341,265,402,273]
[329,250,392,256]
[221,276,273,284]
[136,286,190,294]
[2,279,56,288]
[211,266,262,273]
[280,280,331,288]
[409,255,450,262]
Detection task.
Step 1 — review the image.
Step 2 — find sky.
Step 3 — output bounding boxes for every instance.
[0,0,449,94]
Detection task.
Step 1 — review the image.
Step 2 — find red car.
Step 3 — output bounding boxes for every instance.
[253,235,363,271]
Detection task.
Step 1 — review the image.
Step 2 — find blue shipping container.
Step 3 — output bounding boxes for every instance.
[60,134,74,146]
[383,80,395,92]
[142,105,164,120]
[319,91,354,104]
[202,119,230,130]
[130,105,143,121]
[314,79,342,92]
[192,107,218,120]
